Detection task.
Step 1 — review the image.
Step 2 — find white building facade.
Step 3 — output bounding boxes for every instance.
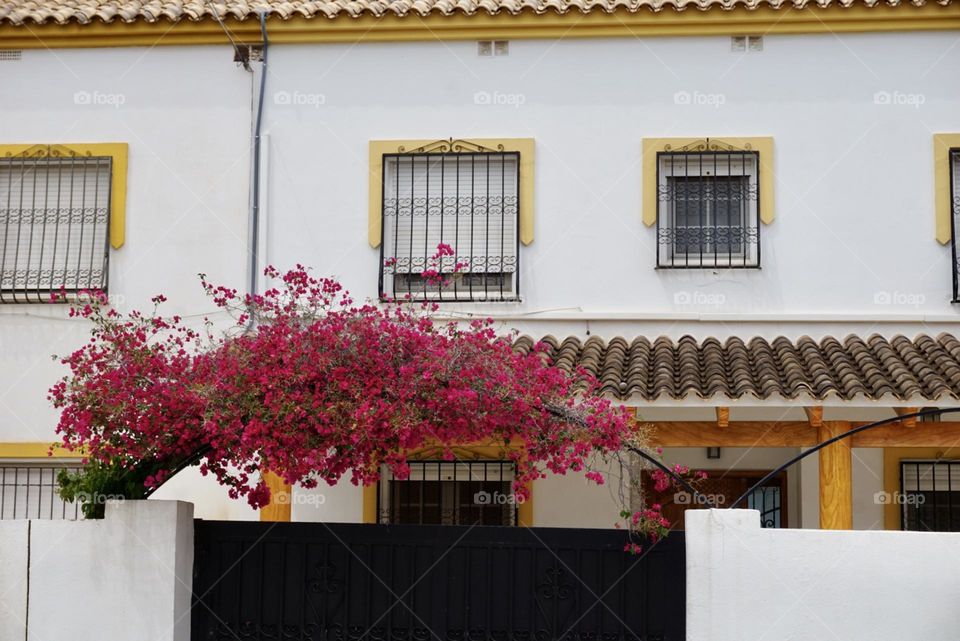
[1,0,960,531]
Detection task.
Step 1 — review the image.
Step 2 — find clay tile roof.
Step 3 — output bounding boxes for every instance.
[516,333,960,402]
[0,0,952,25]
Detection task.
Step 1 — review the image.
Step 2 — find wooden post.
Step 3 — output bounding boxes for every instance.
[260,471,292,522]
[818,421,852,530]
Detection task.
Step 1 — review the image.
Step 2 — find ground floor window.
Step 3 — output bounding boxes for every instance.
[0,462,83,520]
[377,459,517,526]
[901,460,960,531]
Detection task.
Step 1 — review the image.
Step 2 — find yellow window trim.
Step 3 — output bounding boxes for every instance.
[368,138,534,248]
[2,5,959,49]
[882,446,960,530]
[0,143,128,249]
[0,441,84,459]
[641,136,775,227]
[933,133,960,245]
[361,441,535,526]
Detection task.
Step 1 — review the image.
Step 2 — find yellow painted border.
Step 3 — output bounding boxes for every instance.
[3,4,960,49]
[882,446,960,530]
[933,133,960,245]
[642,136,774,227]
[0,143,128,249]
[368,138,535,248]
[0,442,84,459]
[361,442,535,526]
[260,471,293,522]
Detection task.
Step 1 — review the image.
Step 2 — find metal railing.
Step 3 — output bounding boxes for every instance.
[0,464,82,520]
[379,150,520,302]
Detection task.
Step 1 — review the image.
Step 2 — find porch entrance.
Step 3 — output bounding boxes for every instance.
[644,470,787,529]
[191,521,686,641]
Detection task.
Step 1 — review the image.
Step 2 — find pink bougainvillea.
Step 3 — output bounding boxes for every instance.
[49,255,698,548]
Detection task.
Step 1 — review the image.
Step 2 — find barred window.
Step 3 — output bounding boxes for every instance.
[901,460,960,531]
[949,150,960,302]
[377,460,517,526]
[379,152,520,302]
[0,462,83,520]
[0,154,112,303]
[657,150,760,268]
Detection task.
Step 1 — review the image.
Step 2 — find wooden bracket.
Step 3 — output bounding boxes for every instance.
[895,407,919,429]
[804,407,823,428]
[715,406,730,428]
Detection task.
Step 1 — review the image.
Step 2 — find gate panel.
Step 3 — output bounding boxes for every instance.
[192,522,685,641]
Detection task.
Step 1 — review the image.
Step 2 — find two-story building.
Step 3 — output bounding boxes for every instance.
[2,0,960,534]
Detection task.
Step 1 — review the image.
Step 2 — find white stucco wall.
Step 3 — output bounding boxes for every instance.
[0,500,193,641]
[686,509,960,640]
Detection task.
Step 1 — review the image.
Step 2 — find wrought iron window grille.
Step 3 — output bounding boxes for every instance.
[949,150,960,303]
[0,145,112,303]
[0,463,83,520]
[901,459,960,531]
[656,139,760,269]
[376,459,518,526]
[379,138,521,303]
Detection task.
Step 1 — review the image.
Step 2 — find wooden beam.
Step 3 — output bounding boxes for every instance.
[804,406,823,428]
[819,421,853,530]
[715,406,730,428]
[643,420,960,448]
[894,407,919,429]
[260,472,292,522]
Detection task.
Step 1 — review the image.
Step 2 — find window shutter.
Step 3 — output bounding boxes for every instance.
[0,155,112,302]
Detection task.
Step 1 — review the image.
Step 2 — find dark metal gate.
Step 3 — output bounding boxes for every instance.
[192,521,685,641]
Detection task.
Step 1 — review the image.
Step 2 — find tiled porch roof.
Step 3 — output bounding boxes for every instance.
[514,333,960,402]
[0,0,952,26]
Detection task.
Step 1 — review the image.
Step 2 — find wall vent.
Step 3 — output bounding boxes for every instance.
[0,50,22,61]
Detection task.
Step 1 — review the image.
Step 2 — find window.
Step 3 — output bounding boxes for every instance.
[901,460,960,531]
[656,149,760,268]
[949,149,960,302]
[0,462,83,520]
[379,150,520,302]
[0,151,113,303]
[376,460,517,525]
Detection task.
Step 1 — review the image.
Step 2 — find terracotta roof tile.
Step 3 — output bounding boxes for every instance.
[518,333,960,402]
[0,0,952,25]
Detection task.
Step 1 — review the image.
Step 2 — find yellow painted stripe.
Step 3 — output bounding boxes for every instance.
[0,442,84,458]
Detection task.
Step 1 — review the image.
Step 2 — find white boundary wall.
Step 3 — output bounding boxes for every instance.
[0,500,193,641]
[686,509,960,640]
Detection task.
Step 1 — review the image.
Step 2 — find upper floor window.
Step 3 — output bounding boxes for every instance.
[376,459,517,526]
[379,149,520,302]
[657,148,760,268]
[0,150,113,303]
[949,149,960,302]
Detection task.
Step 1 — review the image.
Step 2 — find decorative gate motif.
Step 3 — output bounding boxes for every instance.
[192,522,685,641]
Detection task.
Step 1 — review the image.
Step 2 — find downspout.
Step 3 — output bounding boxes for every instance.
[249,12,269,307]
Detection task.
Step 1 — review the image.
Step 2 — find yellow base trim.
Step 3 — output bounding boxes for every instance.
[882,446,960,530]
[933,133,960,245]
[260,471,293,522]
[369,138,535,249]
[0,143,128,249]
[2,5,960,49]
[642,136,774,227]
[0,442,84,459]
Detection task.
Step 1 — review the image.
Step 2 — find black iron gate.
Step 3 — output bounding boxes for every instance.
[192,521,685,641]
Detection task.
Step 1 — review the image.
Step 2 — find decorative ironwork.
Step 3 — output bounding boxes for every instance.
[949,150,960,302]
[377,459,517,526]
[192,521,686,641]
[379,150,520,302]
[0,463,83,520]
[0,153,112,303]
[396,138,506,154]
[656,148,760,269]
[662,138,753,153]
